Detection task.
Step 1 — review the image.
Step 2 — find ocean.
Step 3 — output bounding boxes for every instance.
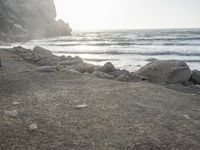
[2,29,200,71]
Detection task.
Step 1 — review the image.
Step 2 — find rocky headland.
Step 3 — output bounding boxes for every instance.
[0,46,200,149]
[0,0,72,42]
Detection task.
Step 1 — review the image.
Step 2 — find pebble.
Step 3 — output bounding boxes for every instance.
[12,101,20,105]
[29,123,38,131]
[75,103,88,109]
[4,110,18,117]
[183,114,190,120]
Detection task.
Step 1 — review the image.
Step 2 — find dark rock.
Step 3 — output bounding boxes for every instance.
[191,70,200,84]
[130,74,149,82]
[135,60,192,84]
[74,63,99,73]
[98,62,116,73]
[59,55,67,61]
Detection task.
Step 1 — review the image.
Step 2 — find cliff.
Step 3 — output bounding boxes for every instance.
[0,0,72,42]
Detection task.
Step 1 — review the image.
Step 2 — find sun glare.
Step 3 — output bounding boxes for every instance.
[55,0,200,30]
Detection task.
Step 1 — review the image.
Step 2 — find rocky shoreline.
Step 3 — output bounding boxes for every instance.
[1,46,200,87]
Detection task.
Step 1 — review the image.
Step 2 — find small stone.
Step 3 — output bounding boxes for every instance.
[12,102,20,105]
[75,103,88,109]
[183,114,190,120]
[29,123,38,131]
[69,69,80,74]
[4,110,18,117]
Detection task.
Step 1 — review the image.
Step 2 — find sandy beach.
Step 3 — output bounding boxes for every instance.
[0,48,200,150]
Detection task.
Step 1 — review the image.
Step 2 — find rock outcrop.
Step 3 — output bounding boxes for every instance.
[134,60,192,84]
[0,0,72,42]
[6,46,198,85]
[98,62,116,73]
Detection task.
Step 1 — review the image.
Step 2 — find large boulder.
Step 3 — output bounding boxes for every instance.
[134,60,192,84]
[33,46,60,66]
[73,63,99,73]
[33,46,52,57]
[98,62,116,73]
[191,70,200,84]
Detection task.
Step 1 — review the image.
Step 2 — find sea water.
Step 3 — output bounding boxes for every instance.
[2,28,200,71]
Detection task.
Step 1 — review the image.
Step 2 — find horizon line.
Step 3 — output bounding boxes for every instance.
[72,27,200,32]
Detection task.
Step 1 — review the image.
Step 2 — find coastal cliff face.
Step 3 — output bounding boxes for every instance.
[0,0,72,42]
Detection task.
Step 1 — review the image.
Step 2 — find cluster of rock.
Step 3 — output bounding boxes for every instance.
[0,0,71,42]
[6,46,200,85]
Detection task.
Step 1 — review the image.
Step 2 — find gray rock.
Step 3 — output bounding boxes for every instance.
[191,70,200,84]
[60,68,80,74]
[74,63,99,73]
[130,74,149,82]
[55,64,64,71]
[98,62,116,73]
[4,110,18,117]
[116,74,130,82]
[135,60,192,84]
[10,46,40,63]
[29,123,38,131]
[0,56,1,67]
[59,55,67,61]
[35,56,60,66]
[33,46,52,57]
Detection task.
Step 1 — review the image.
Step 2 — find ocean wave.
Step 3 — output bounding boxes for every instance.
[55,51,200,56]
[84,58,119,62]
[145,58,200,63]
[50,42,200,47]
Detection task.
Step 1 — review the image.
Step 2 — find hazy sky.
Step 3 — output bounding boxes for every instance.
[55,0,200,30]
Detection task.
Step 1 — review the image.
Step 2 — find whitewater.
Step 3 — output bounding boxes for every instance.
[1,28,200,71]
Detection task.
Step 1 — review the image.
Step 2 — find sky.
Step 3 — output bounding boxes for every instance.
[54,0,200,30]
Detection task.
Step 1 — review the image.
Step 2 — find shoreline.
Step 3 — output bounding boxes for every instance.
[0,46,200,149]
